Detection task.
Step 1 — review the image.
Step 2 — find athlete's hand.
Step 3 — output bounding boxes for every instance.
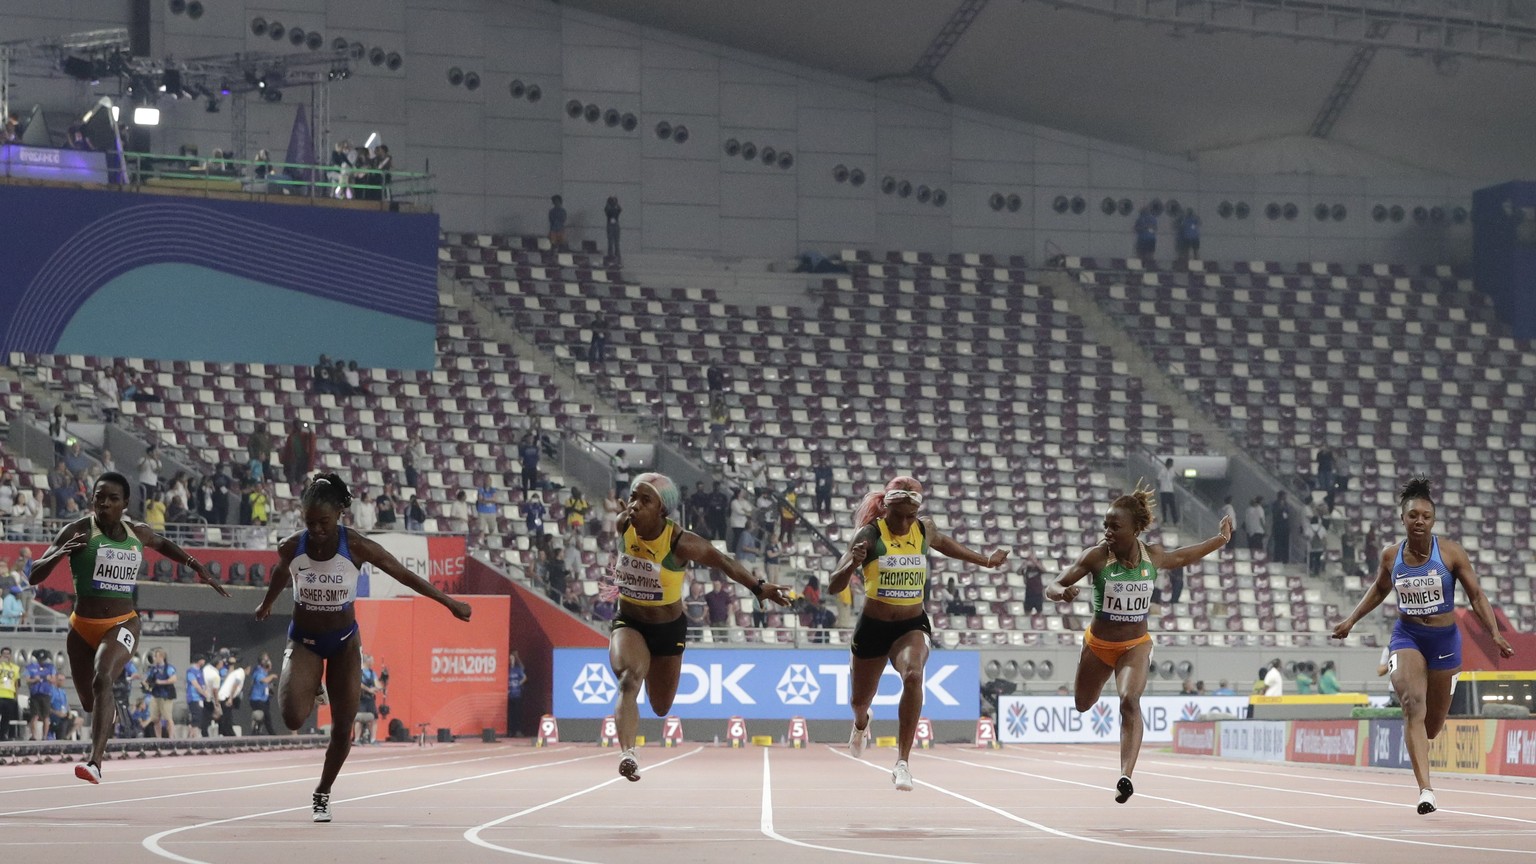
[197,565,230,598]
[758,581,792,607]
[985,548,1010,568]
[847,538,869,564]
[1046,583,1078,603]
[1494,635,1515,658]
[449,598,473,622]
[1330,619,1353,641]
[1216,514,1234,545]
[254,601,273,622]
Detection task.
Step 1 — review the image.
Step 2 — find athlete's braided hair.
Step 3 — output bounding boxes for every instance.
[1398,475,1434,511]
[301,473,353,510]
[1110,480,1157,534]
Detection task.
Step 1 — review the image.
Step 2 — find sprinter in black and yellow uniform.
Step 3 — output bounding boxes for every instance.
[1047,482,1231,803]
[828,476,1008,791]
[28,471,228,784]
[608,472,792,782]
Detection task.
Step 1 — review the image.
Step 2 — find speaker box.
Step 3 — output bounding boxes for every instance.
[481,728,497,743]
[437,728,453,743]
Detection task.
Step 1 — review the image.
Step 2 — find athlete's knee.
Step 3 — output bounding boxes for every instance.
[1398,690,1426,718]
[899,666,924,693]
[1119,695,1141,721]
[1075,695,1095,713]
[616,668,644,696]
[1425,716,1446,740]
[282,706,306,731]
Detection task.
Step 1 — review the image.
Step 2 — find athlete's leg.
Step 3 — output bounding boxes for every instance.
[887,630,930,764]
[1423,667,1459,741]
[848,654,888,738]
[279,642,324,732]
[1113,640,1155,780]
[315,635,362,795]
[644,655,684,716]
[1391,649,1434,793]
[85,620,139,768]
[1073,643,1116,713]
[610,628,651,752]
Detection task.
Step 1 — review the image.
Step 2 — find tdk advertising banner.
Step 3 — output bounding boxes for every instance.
[553,648,980,720]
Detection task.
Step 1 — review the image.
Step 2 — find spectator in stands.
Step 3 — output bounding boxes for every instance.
[547,194,567,249]
[1324,504,1344,575]
[1133,207,1158,260]
[1316,447,1335,497]
[1306,507,1327,576]
[726,488,751,551]
[763,532,784,581]
[143,494,167,533]
[1156,458,1179,526]
[1022,551,1046,614]
[283,420,316,486]
[1218,495,1236,528]
[1319,660,1341,695]
[588,313,609,366]
[247,423,272,479]
[705,577,734,643]
[812,453,833,519]
[1262,659,1283,696]
[329,141,351,198]
[68,126,92,151]
[518,432,541,495]
[523,492,546,538]
[310,354,334,395]
[2,112,18,143]
[1177,210,1201,261]
[1268,492,1292,563]
[0,471,15,518]
[145,648,177,738]
[217,653,245,737]
[745,448,768,490]
[0,586,20,629]
[735,521,761,565]
[48,459,72,517]
[10,491,41,541]
[683,582,708,640]
[779,489,799,543]
[1244,495,1266,553]
[706,364,727,394]
[1342,520,1360,576]
[1212,680,1236,696]
[1179,678,1198,695]
[475,476,498,542]
[372,490,396,530]
[1045,482,1232,803]
[561,581,585,616]
[708,395,729,450]
[562,488,589,536]
[1294,661,1315,695]
[600,488,621,540]
[405,496,427,532]
[828,476,1011,793]
[609,452,641,506]
[0,646,19,740]
[604,195,622,262]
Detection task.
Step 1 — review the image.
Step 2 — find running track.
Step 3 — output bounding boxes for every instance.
[3,742,1533,863]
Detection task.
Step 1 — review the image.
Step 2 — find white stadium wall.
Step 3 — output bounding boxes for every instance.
[6,0,1474,265]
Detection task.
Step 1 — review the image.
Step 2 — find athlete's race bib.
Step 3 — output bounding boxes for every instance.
[875,554,927,601]
[613,553,664,603]
[1100,578,1153,622]
[91,546,140,594]
[293,567,355,611]
[1394,573,1447,616]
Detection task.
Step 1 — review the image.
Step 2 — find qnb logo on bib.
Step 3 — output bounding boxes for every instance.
[92,548,140,592]
[877,555,926,600]
[615,554,664,602]
[1102,579,1152,621]
[1395,573,1446,614]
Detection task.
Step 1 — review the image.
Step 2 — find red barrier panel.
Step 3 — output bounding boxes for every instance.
[1172,721,1218,756]
[349,595,510,736]
[1287,720,1363,765]
[1491,720,1536,778]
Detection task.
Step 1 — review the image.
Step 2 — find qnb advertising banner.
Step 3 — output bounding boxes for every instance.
[358,533,467,597]
[350,595,508,735]
[552,648,979,721]
[996,695,1250,744]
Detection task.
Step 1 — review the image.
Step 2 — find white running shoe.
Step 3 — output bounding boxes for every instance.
[312,791,332,822]
[1417,789,1437,815]
[892,760,913,792]
[315,684,329,706]
[848,724,870,757]
[74,762,102,785]
[618,748,641,782]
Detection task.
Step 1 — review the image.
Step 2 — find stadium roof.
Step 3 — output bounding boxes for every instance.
[560,0,1536,182]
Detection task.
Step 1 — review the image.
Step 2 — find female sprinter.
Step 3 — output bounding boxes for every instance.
[609,472,791,782]
[28,471,229,783]
[828,476,1009,791]
[256,474,472,821]
[1332,476,1514,813]
[1047,483,1232,803]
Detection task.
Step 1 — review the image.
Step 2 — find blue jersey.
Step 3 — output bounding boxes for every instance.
[186,667,205,703]
[1393,536,1455,616]
[250,670,270,702]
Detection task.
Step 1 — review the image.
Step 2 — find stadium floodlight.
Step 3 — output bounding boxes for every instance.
[133,106,161,126]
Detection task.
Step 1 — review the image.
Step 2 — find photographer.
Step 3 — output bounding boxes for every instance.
[112,652,141,738]
[144,648,178,739]
[248,653,276,736]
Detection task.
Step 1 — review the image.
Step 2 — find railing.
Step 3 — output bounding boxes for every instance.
[4,517,459,549]
[115,152,434,209]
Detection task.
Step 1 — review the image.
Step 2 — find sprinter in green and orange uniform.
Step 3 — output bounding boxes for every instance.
[828,476,1008,791]
[28,471,228,783]
[608,472,791,782]
[1047,483,1231,803]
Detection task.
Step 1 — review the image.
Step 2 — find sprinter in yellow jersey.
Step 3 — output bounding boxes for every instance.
[1047,482,1232,804]
[609,472,791,782]
[828,476,1008,791]
[27,471,229,784]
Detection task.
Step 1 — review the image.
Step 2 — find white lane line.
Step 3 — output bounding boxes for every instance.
[831,748,1363,864]
[760,747,984,863]
[3,746,565,818]
[927,752,1536,857]
[997,750,1536,826]
[144,749,611,864]
[1133,754,1536,802]
[463,746,703,863]
[0,749,433,795]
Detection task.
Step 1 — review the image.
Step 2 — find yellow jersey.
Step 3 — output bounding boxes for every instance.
[861,518,930,606]
[614,519,687,606]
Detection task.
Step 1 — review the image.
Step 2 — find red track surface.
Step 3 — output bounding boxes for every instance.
[3,742,1534,863]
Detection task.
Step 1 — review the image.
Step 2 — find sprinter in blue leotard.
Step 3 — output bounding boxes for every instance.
[1332,476,1513,814]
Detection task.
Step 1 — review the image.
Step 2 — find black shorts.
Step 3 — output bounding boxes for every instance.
[612,611,688,657]
[851,612,933,660]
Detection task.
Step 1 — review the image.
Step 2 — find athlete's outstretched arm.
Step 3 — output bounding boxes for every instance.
[131,522,230,597]
[675,530,791,607]
[1146,514,1232,570]
[27,519,90,584]
[1046,545,1106,604]
[1445,538,1515,658]
[255,535,299,621]
[925,517,1009,568]
[828,525,879,596]
[1331,544,1396,640]
[350,531,472,621]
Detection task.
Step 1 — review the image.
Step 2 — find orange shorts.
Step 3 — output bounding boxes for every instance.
[1084,627,1152,668]
[70,611,139,651]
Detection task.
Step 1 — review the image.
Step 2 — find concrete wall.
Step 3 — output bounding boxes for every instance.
[4,0,1474,265]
